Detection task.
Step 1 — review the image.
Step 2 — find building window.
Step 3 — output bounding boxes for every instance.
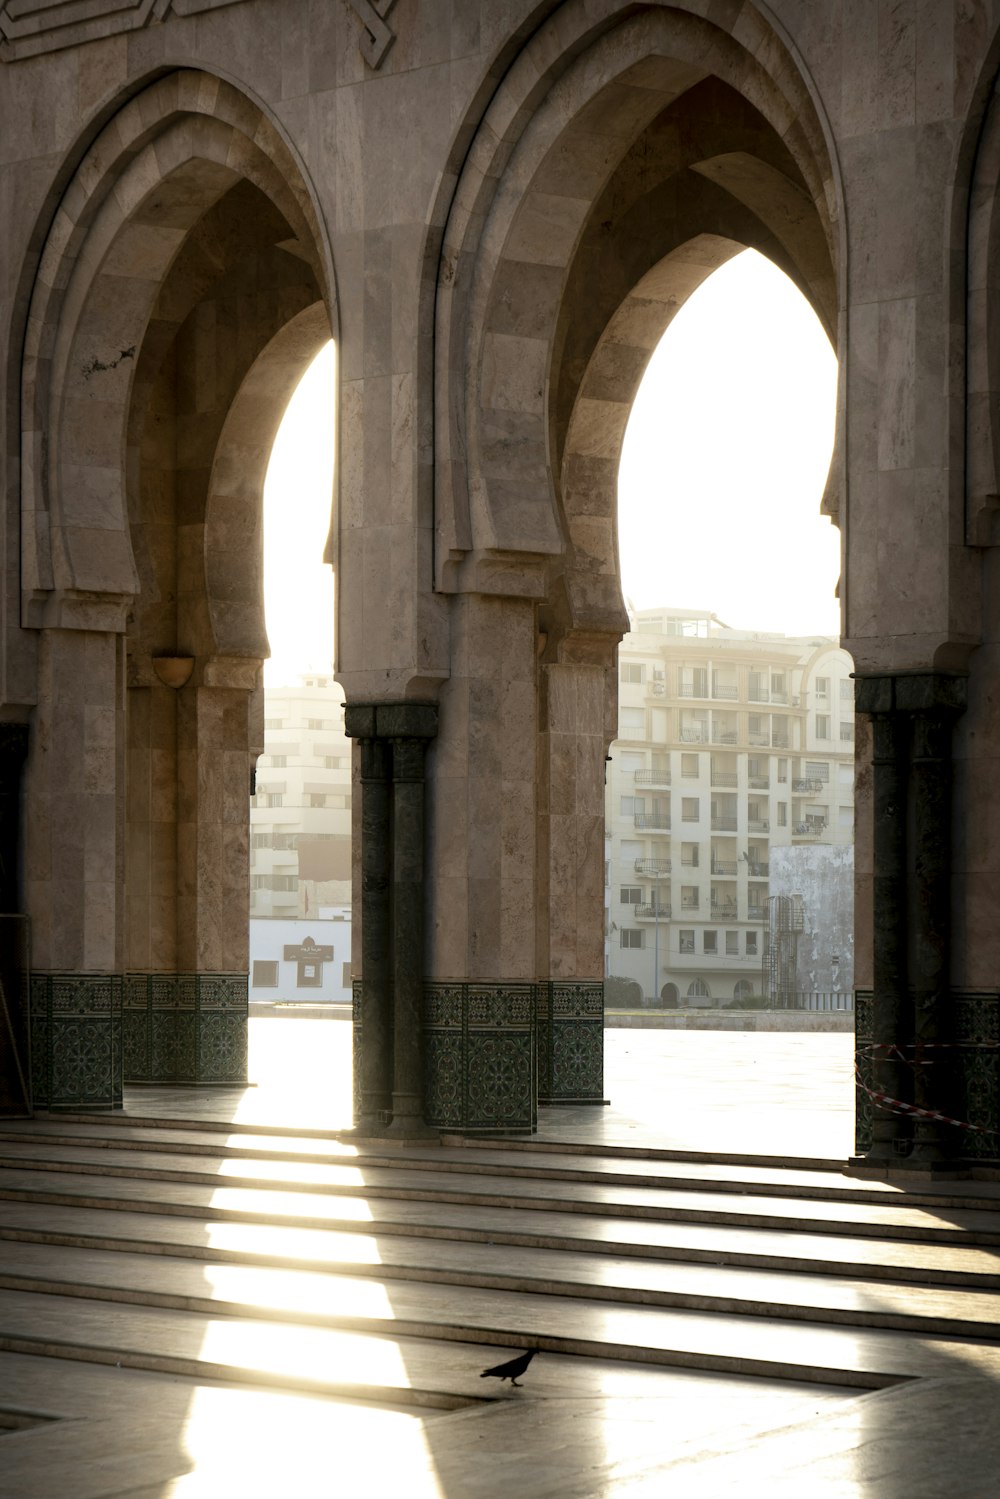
[725,931,739,955]
[805,760,830,782]
[619,706,645,735]
[251,833,271,849]
[815,676,830,697]
[620,662,645,683]
[264,718,284,729]
[687,978,711,999]
[734,979,754,1001]
[681,753,699,778]
[308,793,328,808]
[840,721,854,742]
[297,960,322,987]
[815,714,830,739]
[681,885,699,909]
[268,755,287,767]
[680,843,699,867]
[839,806,853,828]
[777,758,788,783]
[771,673,786,695]
[840,679,853,700]
[679,930,695,953]
[619,886,642,905]
[264,793,283,807]
[703,930,717,954]
[681,797,699,822]
[777,803,787,826]
[620,796,645,817]
[342,961,352,989]
[252,960,278,987]
[746,932,758,955]
[620,928,644,949]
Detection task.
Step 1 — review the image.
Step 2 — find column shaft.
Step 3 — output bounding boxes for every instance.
[358,735,392,1128]
[870,709,911,1156]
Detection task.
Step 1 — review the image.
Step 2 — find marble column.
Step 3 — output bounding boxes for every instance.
[385,704,437,1137]
[346,708,393,1131]
[855,673,967,1167]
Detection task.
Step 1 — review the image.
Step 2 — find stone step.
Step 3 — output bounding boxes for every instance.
[4,1174,1000,1287]
[2,1146,999,1244]
[8,1120,1000,1210]
[0,1209,998,1340]
[1,1245,998,1390]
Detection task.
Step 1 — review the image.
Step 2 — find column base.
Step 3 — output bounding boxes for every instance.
[30,973,123,1110]
[536,981,605,1105]
[124,973,248,1085]
[854,989,1000,1168]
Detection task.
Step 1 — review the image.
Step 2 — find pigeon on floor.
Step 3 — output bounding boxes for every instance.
[480,1349,536,1386]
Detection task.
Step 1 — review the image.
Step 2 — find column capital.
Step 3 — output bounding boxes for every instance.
[853,671,967,718]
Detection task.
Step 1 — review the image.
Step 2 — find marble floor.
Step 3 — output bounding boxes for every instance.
[0,1021,997,1497]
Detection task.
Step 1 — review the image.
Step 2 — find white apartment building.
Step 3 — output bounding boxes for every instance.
[250,676,352,920]
[607,608,854,1006]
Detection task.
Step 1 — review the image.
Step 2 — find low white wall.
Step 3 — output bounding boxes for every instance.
[249,916,352,1003]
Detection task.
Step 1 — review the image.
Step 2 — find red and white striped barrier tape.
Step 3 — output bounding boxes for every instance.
[855,1055,1000,1138]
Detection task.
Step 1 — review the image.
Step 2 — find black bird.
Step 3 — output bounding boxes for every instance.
[480,1349,536,1386]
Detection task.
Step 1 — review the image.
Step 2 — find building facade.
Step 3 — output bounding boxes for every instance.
[607,610,853,1006]
[250,677,352,921]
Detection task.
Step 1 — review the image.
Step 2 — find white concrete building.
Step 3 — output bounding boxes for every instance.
[249,913,352,1005]
[607,609,854,1006]
[250,676,352,920]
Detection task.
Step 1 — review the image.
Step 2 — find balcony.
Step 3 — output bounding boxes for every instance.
[635,857,671,876]
[771,733,790,749]
[712,684,739,700]
[770,690,788,704]
[747,904,767,921]
[748,775,769,789]
[711,900,738,919]
[710,769,738,786]
[678,683,708,699]
[748,818,770,833]
[711,860,738,876]
[793,821,827,838]
[747,863,769,878]
[634,768,670,787]
[747,730,770,747]
[793,778,823,794]
[679,727,709,743]
[636,902,671,919]
[711,729,737,745]
[711,815,738,831]
[634,812,671,831]
[680,895,700,910]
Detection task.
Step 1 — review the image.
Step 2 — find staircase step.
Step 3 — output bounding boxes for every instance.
[0,1274,925,1391]
[0,1220,998,1339]
[3,1175,1000,1287]
[9,1121,1000,1210]
[3,1148,998,1245]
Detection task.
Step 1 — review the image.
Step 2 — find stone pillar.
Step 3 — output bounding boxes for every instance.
[854,672,967,1168]
[25,630,125,1109]
[867,698,910,1158]
[346,701,439,1134]
[385,704,437,1136]
[908,691,964,1161]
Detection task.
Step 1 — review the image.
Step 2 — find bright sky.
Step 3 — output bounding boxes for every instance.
[617,249,839,636]
[262,249,839,679]
[262,341,336,686]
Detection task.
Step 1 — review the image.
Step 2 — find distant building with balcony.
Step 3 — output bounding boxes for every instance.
[607,608,854,1006]
[250,676,352,920]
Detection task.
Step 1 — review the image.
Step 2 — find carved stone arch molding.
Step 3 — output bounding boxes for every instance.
[433,0,845,635]
[20,68,336,635]
[965,55,1000,550]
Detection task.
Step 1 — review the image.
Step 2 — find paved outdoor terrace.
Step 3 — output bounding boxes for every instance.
[0,1016,997,1497]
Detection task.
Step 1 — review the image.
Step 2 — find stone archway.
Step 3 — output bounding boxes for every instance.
[20,71,337,1108]
[400,1,844,1134]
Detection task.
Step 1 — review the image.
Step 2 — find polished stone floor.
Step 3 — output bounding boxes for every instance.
[147,1013,857,1160]
[1,1021,998,1498]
